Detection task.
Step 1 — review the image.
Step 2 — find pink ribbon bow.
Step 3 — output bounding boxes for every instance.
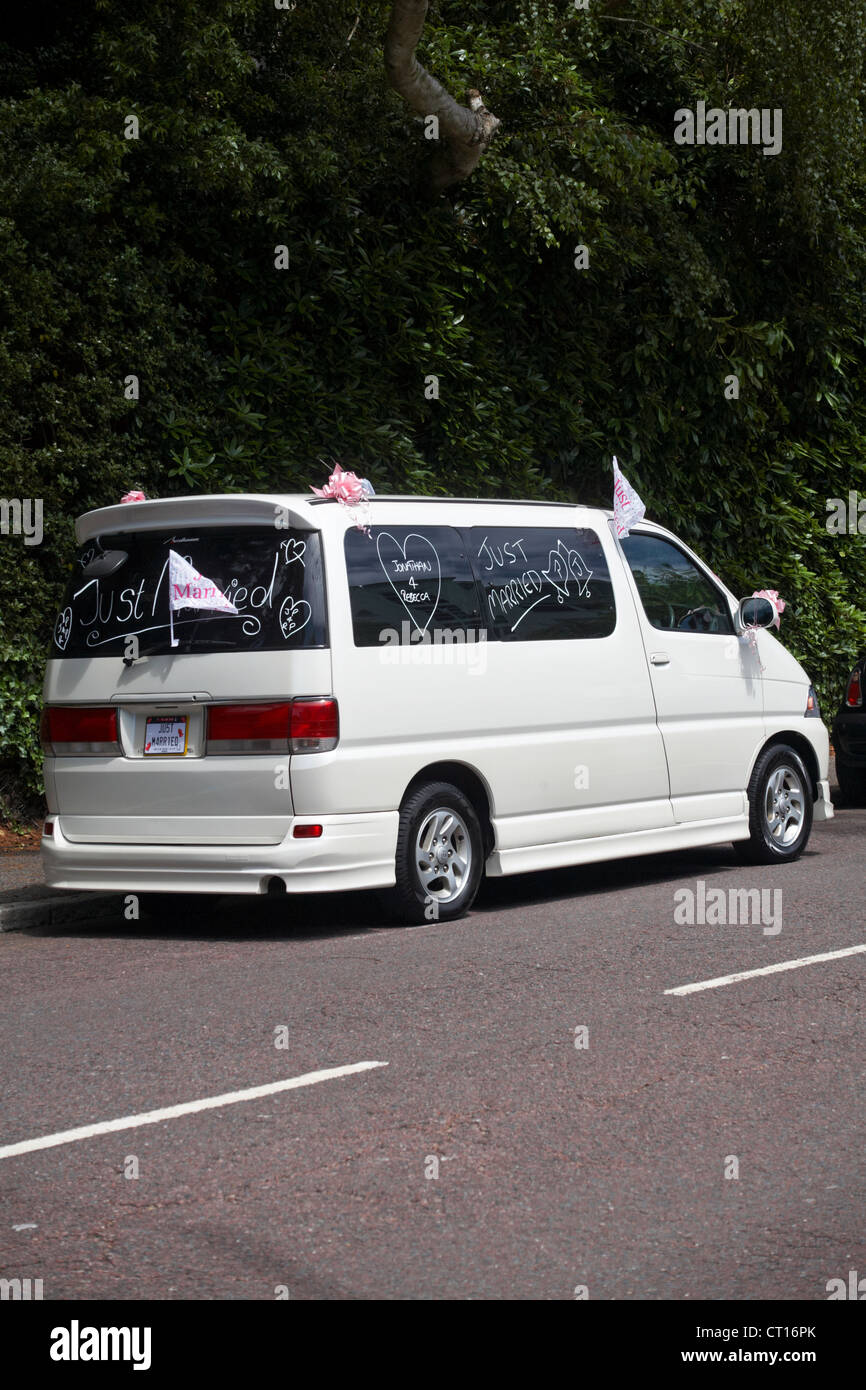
[310,465,365,506]
[120,490,146,504]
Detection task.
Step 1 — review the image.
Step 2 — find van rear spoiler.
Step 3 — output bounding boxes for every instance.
[75,495,318,544]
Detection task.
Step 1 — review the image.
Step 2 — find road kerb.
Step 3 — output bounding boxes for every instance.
[0,892,121,933]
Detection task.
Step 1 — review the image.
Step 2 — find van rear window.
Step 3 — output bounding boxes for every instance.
[51,528,327,657]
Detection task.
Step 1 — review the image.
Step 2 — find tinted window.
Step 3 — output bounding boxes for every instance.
[52,528,327,657]
[620,534,734,634]
[345,526,482,646]
[469,527,615,640]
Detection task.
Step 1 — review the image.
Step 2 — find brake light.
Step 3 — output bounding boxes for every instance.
[846,669,863,708]
[40,707,119,756]
[290,699,339,753]
[202,699,339,754]
[207,703,291,754]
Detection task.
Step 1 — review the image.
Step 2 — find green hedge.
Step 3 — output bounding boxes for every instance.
[2,0,865,804]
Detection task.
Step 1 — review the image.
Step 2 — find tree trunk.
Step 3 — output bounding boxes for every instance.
[384,0,500,192]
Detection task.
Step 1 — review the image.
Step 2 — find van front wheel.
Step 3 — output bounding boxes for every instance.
[734,744,813,864]
[390,782,483,925]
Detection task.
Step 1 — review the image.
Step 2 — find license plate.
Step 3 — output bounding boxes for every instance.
[144,716,188,756]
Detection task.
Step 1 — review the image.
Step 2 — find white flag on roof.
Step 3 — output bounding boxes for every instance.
[168,549,237,647]
[612,456,646,538]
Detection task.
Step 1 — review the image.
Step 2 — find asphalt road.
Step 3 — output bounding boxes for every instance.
[1,800,864,1301]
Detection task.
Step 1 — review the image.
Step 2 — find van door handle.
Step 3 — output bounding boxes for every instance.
[649,652,670,666]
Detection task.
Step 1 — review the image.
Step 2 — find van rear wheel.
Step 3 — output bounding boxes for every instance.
[390,781,483,925]
[734,744,813,864]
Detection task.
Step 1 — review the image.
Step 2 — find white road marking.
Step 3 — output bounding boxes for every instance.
[0,1060,388,1161]
[666,944,866,996]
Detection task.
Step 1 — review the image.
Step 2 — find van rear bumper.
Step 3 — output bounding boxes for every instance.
[41,812,399,895]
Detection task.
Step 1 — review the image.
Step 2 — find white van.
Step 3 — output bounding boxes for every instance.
[41,494,833,923]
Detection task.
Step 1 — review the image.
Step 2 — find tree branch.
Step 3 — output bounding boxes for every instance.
[599,15,714,56]
[384,0,500,191]
[330,12,361,71]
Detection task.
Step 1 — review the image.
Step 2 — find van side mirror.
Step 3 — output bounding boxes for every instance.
[738,596,775,630]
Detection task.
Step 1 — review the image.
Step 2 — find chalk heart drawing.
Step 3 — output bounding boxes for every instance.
[281,538,306,566]
[54,606,73,650]
[278,596,311,641]
[375,531,442,633]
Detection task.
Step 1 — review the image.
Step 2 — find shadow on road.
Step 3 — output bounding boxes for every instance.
[22,813,852,947]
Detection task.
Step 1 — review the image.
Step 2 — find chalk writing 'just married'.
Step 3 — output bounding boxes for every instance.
[477,534,593,633]
[55,537,308,651]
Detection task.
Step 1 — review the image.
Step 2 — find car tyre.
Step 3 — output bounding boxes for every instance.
[835,759,866,806]
[734,743,813,865]
[388,781,484,925]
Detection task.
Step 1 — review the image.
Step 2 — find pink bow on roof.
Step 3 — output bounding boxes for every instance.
[120,490,146,503]
[310,465,366,506]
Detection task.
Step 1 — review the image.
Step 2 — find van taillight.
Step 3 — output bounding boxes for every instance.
[290,699,339,753]
[41,707,119,756]
[846,669,863,707]
[205,700,338,754]
[206,703,291,754]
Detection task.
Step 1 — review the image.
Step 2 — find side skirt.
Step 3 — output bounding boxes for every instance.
[486,815,750,878]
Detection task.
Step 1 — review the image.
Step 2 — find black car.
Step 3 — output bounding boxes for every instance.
[833,656,866,803]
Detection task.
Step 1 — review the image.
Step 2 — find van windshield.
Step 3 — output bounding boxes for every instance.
[51,527,327,658]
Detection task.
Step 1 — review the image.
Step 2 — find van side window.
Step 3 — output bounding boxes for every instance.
[620,534,734,634]
[468,527,615,641]
[344,526,482,647]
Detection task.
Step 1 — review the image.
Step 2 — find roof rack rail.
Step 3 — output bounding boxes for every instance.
[307,494,578,508]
